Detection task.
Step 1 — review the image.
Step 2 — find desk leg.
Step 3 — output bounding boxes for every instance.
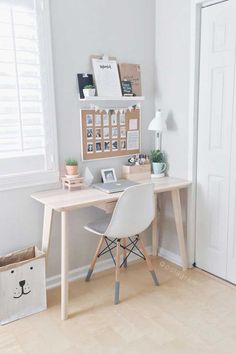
[171,189,188,270]
[61,211,69,320]
[42,206,53,258]
[152,194,158,256]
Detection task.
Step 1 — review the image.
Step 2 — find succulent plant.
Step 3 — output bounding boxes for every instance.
[150,150,165,163]
[65,159,78,166]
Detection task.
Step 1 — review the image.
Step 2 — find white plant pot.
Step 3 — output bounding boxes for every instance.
[83,88,96,98]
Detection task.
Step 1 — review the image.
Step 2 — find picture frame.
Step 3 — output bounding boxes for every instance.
[101,168,117,183]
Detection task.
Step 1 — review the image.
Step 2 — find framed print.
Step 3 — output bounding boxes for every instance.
[101,168,117,183]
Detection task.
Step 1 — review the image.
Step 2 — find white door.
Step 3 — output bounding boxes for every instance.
[227,44,236,284]
[196,0,236,281]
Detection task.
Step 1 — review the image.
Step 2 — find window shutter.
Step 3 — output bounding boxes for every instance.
[0,0,58,187]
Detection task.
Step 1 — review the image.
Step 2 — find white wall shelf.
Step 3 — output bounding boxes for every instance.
[79,96,145,101]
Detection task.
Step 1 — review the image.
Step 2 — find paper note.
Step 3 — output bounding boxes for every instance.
[127,130,139,150]
[129,118,138,130]
[92,58,122,97]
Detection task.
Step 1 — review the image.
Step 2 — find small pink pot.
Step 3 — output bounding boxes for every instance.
[66,165,78,175]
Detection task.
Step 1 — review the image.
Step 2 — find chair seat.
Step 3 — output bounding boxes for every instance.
[84,214,112,235]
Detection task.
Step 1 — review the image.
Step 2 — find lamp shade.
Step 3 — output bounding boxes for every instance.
[148,110,163,132]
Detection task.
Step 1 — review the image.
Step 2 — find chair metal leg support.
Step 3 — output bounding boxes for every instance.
[138,238,159,286]
[114,239,120,304]
[85,236,104,282]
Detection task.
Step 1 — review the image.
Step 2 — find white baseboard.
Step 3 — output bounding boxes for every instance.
[46,246,182,289]
[46,245,153,289]
[158,247,182,267]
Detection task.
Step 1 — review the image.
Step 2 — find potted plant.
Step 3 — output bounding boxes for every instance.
[83,85,96,98]
[150,150,167,175]
[65,159,78,176]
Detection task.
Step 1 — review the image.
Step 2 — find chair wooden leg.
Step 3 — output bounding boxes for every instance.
[122,238,127,268]
[114,239,120,304]
[138,238,159,286]
[85,236,104,281]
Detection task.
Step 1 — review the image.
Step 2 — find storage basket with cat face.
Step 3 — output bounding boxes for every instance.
[0,246,47,325]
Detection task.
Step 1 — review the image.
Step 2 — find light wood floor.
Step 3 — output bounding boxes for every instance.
[1,257,236,354]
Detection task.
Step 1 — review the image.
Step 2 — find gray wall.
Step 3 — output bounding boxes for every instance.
[155,0,190,256]
[0,0,156,277]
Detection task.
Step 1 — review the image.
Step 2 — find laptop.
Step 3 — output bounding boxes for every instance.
[93,179,138,193]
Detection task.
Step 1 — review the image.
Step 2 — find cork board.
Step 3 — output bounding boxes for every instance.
[81,108,140,160]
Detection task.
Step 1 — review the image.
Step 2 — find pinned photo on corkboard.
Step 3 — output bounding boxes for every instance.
[87,142,94,153]
[86,128,93,139]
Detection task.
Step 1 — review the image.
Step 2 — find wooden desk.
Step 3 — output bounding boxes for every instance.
[32,177,190,320]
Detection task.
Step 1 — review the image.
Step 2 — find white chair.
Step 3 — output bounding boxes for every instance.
[84,183,159,304]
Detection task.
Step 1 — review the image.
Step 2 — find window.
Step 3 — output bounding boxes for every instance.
[0,0,58,190]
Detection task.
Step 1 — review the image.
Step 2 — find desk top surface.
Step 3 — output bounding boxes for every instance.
[31,177,191,211]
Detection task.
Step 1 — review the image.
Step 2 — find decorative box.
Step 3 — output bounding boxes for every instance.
[122,164,151,181]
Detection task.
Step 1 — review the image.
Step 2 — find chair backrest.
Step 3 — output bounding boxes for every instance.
[104,183,155,238]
